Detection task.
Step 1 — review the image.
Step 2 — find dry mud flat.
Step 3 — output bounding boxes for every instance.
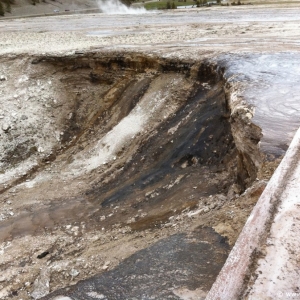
[0,5,300,300]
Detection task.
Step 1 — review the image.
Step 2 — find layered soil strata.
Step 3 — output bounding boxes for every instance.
[0,52,276,299]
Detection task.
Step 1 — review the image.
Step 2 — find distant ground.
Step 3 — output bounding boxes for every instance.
[143,0,196,10]
[1,0,99,18]
[136,0,300,10]
[2,0,300,18]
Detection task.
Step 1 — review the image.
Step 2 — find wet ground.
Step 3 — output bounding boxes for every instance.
[0,4,300,300]
[1,6,300,55]
[217,53,300,156]
[2,7,300,33]
[0,67,234,240]
[43,227,229,300]
[0,53,245,300]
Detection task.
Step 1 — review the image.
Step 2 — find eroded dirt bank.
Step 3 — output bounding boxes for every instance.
[0,52,277,299]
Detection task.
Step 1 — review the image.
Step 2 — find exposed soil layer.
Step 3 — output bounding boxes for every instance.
[0,52,276,299]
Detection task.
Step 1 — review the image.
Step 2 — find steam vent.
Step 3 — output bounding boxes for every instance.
[0,1,300,299]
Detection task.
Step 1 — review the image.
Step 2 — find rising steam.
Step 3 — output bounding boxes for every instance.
[97,0,146,14]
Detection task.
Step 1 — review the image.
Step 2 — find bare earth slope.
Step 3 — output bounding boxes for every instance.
[0,4,300,300]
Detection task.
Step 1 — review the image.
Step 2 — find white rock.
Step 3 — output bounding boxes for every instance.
[38,147,44,153]
[71,226,79,232]
[181,161,188,169]
[245,112,253,120]
[2,123,10,132]
[102,261,110,270]
[31,269,50,299]
[69,269,79,277]
[187,208,204,218]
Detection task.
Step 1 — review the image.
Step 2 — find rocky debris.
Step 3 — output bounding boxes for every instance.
[50,261,70,273]
[231,105,254,123]
[227,183,242,200]
[102,261,110,270]
[31,268,50,300]
[212,194,227,205]
[2,123,10,133]
[126,217,135,224]
[181,161,188,169]
[69,269,80,278]
[0,75,6,81]
[145,189,159,199]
